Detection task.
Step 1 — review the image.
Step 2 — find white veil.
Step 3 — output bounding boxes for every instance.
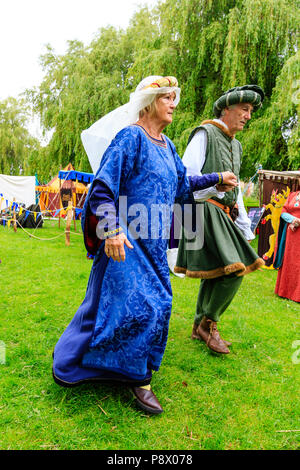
[81,75,180,173]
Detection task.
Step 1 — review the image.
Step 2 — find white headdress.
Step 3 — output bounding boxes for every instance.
[81,75,180,173]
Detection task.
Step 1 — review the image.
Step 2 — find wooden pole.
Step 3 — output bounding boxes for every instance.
[46,189,49,211]
[65,200,73,246]
[258,172,263,207]
[73,203,77,232]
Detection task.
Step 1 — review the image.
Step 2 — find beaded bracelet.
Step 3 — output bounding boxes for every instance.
[103,227,123,239]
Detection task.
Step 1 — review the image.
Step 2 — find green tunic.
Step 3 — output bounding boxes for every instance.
[175,120,264,279]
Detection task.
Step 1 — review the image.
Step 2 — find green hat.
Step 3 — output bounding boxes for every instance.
[213,85,264,118]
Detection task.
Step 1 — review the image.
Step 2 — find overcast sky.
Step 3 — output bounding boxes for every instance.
[0,0,158,101]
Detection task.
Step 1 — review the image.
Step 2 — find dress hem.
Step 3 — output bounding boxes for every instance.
[52,369,152,388]
[174,258,264,279]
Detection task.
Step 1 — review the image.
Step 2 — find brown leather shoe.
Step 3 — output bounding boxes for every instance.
[194,317,230,354]
[131,387,164,415]
[192,321,232,347]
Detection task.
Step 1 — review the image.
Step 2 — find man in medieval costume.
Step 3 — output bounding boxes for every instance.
[175,85,265,354]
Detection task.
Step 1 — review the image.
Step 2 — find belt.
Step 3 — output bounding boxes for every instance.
[207,199,238,221]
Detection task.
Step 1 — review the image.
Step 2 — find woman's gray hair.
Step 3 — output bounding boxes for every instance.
[139,92,174,118]
[139,98,158,119]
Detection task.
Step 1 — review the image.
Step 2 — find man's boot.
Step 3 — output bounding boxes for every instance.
[192,316,230,354]
[191,321,232,347]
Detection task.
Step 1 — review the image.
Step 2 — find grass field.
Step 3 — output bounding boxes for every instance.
[0,220,299,450]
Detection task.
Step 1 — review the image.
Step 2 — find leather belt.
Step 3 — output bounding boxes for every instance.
[207,198,237,221]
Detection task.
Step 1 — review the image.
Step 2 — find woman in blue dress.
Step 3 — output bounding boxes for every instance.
[53,76,237,414]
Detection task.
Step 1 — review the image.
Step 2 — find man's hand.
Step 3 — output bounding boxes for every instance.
[289,217,300,232]
[105,232,133,262]
[216,184,235,192]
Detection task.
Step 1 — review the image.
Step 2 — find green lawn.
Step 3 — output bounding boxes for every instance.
[0,220,299,450]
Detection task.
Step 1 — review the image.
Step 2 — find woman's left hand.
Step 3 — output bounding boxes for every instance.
[289,217,300,232]
[105,232,133,262]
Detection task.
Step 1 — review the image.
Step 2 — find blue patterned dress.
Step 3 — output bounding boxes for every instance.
[53,125,215,385]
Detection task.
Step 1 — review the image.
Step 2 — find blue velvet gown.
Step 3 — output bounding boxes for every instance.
[53,125,215,386]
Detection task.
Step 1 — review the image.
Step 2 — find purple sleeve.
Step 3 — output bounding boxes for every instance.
[88,179,121,237]
[188,173,219,192]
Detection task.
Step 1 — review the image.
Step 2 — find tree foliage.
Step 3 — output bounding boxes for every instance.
[239,51,300,175]
[0,98,40,175]
[12,0,300,180]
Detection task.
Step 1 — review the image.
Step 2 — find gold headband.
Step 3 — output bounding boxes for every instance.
[142,76,178,90]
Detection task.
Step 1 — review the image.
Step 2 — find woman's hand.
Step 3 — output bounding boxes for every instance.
[104,232,133,262]
[289,217,300,232]
[216,171,238,192]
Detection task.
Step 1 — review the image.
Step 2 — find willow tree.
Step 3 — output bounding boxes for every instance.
[240,51,300,174]
[0,98,40,175]
[26,40,92,179]
[128,0,299,175]
[220,0,300,175]
[173,0,299,174]
[27,6,158,180]
[27,0,298,178]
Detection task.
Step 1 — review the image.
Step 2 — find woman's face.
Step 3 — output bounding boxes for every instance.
[154,92,176,126]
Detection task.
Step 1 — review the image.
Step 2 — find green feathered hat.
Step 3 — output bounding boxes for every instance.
[213,85,265,118]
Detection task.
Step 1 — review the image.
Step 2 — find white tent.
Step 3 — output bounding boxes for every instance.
[0,174,35,208]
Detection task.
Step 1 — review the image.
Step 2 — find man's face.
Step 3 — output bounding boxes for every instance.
[222,103,254,134]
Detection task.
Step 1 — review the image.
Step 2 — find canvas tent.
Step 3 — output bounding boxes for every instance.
[0,174,35,208]
[16,203,44,228]
[58,169,94,185]
[36,164,91,216]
